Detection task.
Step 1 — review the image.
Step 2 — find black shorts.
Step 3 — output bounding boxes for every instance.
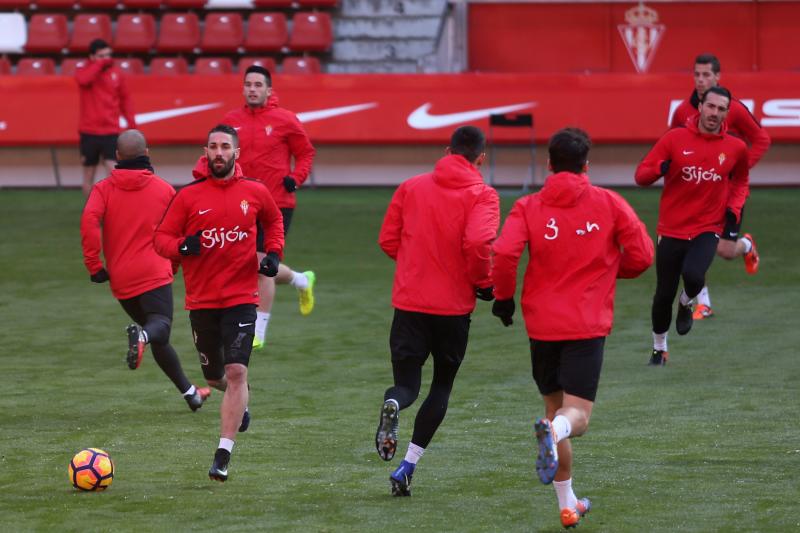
[118,283,173,325]
[256,208,293,253]
[188,304,257,381]
[721,206,745,241]
[389,308,470,366]
[79,133,117,167]
[530,337,605,402]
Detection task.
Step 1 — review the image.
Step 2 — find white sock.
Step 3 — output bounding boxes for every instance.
[255,311,270,341]
[182,385,196,397]
[697,286,711,307]
[551,415,572,443]
[290,271,309,290]
[141,329,149,343]
[218,437,235,453]
[679,290,692,306]
[740,237,753,254]
[404,442,425,465]
[653,332,668,351]
[553,478,578,510]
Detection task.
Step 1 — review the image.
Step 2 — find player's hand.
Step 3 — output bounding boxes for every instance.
[476,286,494,301]
[659,159,671,176]
[283,176,297,193]
[90,268,109,283]
[258,251,280,277]
[179,231,202,256]
[492,298,515,326]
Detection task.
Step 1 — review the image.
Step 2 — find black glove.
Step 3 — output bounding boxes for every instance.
[90,267,109,283]
[659,159,671,177]
[258,251,280,277]
[476,286,494,301]
[283,176,297,193]
[179,231,202,256]
[492,298,515,327]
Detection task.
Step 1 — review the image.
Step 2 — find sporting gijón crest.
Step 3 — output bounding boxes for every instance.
[618,2,665,73]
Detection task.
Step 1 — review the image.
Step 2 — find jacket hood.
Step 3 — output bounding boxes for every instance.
[686,115,728,138]
[192,156,245,181]
[540,171,590,207]
[108,168,153,191]
[431,154,485,189]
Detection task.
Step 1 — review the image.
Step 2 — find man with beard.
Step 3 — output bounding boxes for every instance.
[154,125,284,482]
[636,87,749,365]
[80,129,210,411]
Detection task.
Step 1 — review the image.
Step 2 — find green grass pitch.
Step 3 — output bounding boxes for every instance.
[0,187,798,532]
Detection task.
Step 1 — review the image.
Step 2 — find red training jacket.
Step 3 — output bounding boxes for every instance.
[153,159,284,310]
[635,117,749,240]
[379,154,500,316]
[493,172,653,341]
[221,93,315,209]
[670,91,770,169]
[80,168,175,300]
[75,58,136,135]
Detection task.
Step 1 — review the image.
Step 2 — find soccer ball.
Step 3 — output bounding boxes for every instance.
[68,448,114,491]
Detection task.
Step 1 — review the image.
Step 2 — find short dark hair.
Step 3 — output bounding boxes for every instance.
[701,86,731,104]
[89,39,110,55]
[207,124,239,148]
[244,65,272,87]
[695,53,721,74]
[548,128,591,174]
[449,126,486,163]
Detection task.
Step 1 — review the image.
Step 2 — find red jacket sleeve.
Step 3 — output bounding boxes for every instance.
[257,186,285,257]
[118,73,136,129]
[730,101,771,168]
[286,115,315,187]
[491,198,529,301]
[74,60,106,87]
[80,184,107,275]
[610,192,654,279]
[378,183,406,260]
[635,133,673,186]
[153,193,187,261]
[463,187,500,289]
[726,147,750,222]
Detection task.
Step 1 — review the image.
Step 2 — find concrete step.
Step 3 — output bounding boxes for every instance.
[336,16,441,39]
[340,0,447,18]
[332,38,436,61]
[325,60,421,73]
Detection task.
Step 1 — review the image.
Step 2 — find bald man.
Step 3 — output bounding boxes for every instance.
[81,130,211,411]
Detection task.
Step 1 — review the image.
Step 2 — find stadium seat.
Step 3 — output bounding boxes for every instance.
[244,12,288,52]
[195,57,233,75]
[0,13,28,54]
[149,56,188,75]
[114,14,156,53]
[0,57,11,75]
[296,0,339,6]
[115,57,144,74]
[122,0,163,7]
[79,0,119,8]
[282,56,321,74]
[200,12,244,53]
[69,14,112,53]
[25,14,70,54]
[252,0,294,7]
[16,58,56,75]
[60,57,88,76]
[0,0,31,8]
[288,12,332,52]
[156,13,200,53]
[32,0,78,8]
[238,56,277,74]
[163,0,205,8]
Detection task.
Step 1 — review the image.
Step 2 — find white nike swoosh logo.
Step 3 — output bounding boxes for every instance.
[407,102,536,130]
[199,209,212,215]
[120,103,224,128]
[180,245,188,252]
[683,150,694,155]
[297,103,377,123]
[239,322,253,327]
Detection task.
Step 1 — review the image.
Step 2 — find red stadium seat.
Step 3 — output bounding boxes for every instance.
[60,57,88,76]
[253,0,294,7]
[32,0,77,8]
[156,13,200,53]
[200,12,244,53]
[121,0,162,7]
[244,12,288,52]
[114,13,156,53]
[296,0,339,6]
[0,57,11,75]
[195,57,233,75]
[16,58,56,75]
[0,1,31,8]
[79,0,119,7]
[282,56,321,74]
[238,57,277,74]
[25,14,69,54]
[69,14,112,53]
[149,56,188,75]
[288,12,332,52]
[163,0,205,8]
[115,57,144,74]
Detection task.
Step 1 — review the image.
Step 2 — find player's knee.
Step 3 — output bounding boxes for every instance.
[224,363,248,383]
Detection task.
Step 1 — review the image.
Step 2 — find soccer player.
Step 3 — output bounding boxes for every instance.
[492,128,653,529]
[671,53,766,319]
[80,129,210,411]
[153,125,284,482]
[374,125,499,496]
[75,39,136,197]
[221,65,316,350]
[637,87,749,365]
